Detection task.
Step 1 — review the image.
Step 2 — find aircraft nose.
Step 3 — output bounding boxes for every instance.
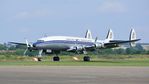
[33,43,37,47]
[33,42,42,48]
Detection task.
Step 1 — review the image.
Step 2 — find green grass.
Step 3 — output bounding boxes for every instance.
[0,55,149,66]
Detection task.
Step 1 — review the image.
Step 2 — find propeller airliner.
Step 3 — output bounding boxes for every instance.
[10,29,140,61]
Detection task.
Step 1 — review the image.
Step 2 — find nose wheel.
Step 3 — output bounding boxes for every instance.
[83,56,90,61]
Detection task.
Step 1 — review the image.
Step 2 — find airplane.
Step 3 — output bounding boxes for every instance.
[10,29,140,61]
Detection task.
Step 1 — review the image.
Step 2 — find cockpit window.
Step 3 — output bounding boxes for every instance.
[37,40,44,42]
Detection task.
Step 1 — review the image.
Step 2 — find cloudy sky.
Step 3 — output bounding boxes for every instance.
[0,0,148,43]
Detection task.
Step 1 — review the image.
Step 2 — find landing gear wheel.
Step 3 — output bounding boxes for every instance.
[83,56,90,61]
[53,56,60,61]
[37,57,42,61]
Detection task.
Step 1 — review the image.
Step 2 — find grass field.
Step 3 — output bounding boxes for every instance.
[0,55,149,66]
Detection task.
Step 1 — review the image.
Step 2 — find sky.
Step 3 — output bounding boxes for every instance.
[0,0,149,43]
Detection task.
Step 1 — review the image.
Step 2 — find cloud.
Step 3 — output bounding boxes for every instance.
[14,9,50,19]
[98,1,127,13]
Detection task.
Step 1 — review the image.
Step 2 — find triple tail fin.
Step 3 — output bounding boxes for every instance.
[85,29,92,39]
[129,29,137,47]
[106,29,114,40]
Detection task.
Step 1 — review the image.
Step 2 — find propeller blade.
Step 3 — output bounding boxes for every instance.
[24,48,28,56]
[25,39,29,47]
[25,39,33,47]
[95,37,98,43]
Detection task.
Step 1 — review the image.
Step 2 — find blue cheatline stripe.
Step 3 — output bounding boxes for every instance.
[34,40,94,46]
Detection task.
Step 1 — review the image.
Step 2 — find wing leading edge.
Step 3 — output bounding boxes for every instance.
[9,42,27,45]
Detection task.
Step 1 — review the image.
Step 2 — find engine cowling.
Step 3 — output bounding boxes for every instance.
[94,43,104,48]
[67,46,84,52]
[75,46,84,51]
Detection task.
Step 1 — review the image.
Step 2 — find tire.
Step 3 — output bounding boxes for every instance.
[53,56,60,61]
[38,58,42,61]
[83,56,90,61]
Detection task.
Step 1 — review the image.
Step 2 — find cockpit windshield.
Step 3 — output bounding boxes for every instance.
[37,40,44,42]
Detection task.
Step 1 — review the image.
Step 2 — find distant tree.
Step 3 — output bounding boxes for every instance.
[0,44,7,50]
[135,43,144,50]
[114,49,126,54]
[15,45,26,49]
[146,51,149,54]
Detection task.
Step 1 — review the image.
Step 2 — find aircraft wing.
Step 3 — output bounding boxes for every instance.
[9,42,27,45]
[104,39,141,47]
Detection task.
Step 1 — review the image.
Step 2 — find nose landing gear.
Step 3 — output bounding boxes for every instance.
[83,56,91,61]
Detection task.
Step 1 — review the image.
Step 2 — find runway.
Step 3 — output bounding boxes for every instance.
[0,66,149,84]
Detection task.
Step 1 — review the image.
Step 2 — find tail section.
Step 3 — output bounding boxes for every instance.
[129,29,137,47]
[85,29,92,39]
[106,29,114,40]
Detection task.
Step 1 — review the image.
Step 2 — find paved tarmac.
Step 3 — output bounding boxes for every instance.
[0,66,149,84]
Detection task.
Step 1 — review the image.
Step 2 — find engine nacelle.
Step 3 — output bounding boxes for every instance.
[95,43,104,48]
[75,46,83,51]
[67,46,84,52]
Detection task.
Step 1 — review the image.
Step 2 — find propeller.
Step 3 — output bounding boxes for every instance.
[23,48,28,56]
[95,37,98,43]
[26,40,29,48]
[24,39,33,56]
[26,39,33,48]
[94,37,99,48]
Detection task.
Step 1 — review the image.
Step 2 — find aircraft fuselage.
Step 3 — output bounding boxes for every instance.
[32,36,95,51]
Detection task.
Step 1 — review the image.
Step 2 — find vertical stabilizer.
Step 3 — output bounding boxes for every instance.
[106,29,114,40]
[85,29,92,39]
[129,29,137,47]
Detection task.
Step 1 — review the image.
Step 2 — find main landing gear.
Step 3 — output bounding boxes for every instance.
[52,55,91,62]
[82,50,91,61]
[52,56,91,61]
[34,49,91,61]
[33,56,91,62]
[83,56,91,61]
[53,56,60,61]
